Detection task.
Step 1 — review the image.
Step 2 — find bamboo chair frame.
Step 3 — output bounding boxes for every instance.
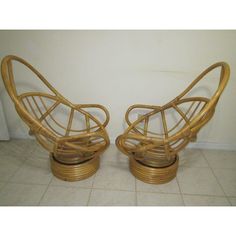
[1,55,110,181]
[116,62,230,184]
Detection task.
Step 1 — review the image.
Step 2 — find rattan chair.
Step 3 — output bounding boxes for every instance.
[116,62,230,184]
[1,55,110,181]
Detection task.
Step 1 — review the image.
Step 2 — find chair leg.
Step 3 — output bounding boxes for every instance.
[129,155,179,184]
[50,154,100,181]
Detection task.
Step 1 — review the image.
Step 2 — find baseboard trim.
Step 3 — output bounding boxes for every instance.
[5,136,236,151]
[110,137,236,151]
[8,133,35,140]
[188,142,236,151]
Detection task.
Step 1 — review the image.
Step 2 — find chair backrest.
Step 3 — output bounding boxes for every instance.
[167,62,230,141]
[1,55,63,141]
[1,55,65,100]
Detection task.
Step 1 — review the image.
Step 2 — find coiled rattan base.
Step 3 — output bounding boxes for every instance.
[130,155,179,184]
[50,154,100,182]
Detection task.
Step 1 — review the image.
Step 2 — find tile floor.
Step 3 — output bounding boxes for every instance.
[0,139,236,206]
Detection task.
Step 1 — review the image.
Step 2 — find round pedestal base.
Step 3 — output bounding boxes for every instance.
[50,154,100,182]
[130,155,179,184]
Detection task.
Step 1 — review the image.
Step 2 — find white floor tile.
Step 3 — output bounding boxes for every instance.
[93,163,135,191]
[137,192,184,206]
[202,150,236,169]
[40,186,90,206]
[177,167,224,196]
[0,139,36,158]
[228,197,236,206]
[9,157,52,185]
[50,175,95,188]
[0,182,6,191]
[136,179,180,194]
[213,168,236,196]
[1,140,236,206]
[179,149,209,168]
[30,143,49,160]
[89,189,136,206]
[0,156,23,181]
[183,194,230,206]
[0,183,47,206]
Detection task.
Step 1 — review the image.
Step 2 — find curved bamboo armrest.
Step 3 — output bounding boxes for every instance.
[16,92,109,139]
[75,104,110,128]
[116,132,164,159]
[57,130,109,152]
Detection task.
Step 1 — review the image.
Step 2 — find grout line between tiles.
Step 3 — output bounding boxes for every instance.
[38,176,54,206]
[202,166,236,170]
[4,160,28,183]
[2,141,236,206]
[135,178,138,206]
[86,174,96,206]
[180,193,228,198]
[89,186,136,193]
[49,183,92,190]
[200,149,231,205]
[0,141,39,183]
[176,176,185,206]
[135,190,228,197]
[226,197,234,206]
[2,179,234,198]
[1,182,49,187]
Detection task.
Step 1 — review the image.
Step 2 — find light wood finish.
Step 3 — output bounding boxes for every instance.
[50,153,100,181]
[130,155,179,184]
[116,62,230,184]
[1,55,110,181]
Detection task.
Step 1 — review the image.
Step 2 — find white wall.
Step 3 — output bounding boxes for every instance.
[0,30,236,149]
